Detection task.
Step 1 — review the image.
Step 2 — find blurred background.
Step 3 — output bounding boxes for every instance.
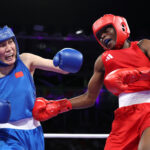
[1,0,150,149]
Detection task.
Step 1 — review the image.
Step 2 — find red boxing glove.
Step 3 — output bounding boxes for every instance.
[32,97,72,121]
[104,67,150,95]
[104,68,141,95]
[138,67,150,80]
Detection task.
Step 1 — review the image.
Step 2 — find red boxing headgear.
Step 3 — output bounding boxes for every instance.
[92,14,130,50]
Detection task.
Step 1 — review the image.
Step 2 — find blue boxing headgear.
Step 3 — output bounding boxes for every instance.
[0,26,19,67]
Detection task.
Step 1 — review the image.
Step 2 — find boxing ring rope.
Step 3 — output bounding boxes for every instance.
[44,133,109,139]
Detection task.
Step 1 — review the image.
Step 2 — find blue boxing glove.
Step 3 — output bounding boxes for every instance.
[0,100,11,123]
[53,48,83,73]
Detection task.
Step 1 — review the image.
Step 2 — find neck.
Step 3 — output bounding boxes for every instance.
[0,64,15,78]
[122,40,131,49]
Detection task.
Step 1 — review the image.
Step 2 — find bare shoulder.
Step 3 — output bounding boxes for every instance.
[20,53,40,64]
[138,39,150,52]
[138,39,150,44]
[20,53,33,61]
[20,53,35,69]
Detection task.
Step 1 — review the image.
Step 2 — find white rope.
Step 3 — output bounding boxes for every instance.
[44,133,109,139]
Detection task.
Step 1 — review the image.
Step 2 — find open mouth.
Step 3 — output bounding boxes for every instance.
[5,54,14,61]
[104,39,111,47]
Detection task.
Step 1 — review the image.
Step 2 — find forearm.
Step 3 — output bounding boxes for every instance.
[33,90,99,121]
[69,92,96,109]
[35,59,69,74]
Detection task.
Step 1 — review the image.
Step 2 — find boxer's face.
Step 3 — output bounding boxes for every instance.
[96,25,116,49]
[0,39,17,65]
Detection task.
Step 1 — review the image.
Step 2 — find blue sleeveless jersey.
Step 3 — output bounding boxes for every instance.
[0,58,36,121]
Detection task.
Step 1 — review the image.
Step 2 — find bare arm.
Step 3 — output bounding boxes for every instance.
[20,53,69,75]
[69,55,105,109]
[32,54,105,121]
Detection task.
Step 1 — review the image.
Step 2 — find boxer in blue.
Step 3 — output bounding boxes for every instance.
[0,26,83,150]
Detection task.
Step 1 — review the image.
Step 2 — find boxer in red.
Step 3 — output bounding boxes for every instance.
[33,14,150,150]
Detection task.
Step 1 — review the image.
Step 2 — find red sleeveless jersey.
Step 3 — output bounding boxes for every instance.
[102,41,150,95]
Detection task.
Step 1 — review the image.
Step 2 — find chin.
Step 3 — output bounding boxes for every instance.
[6,59,16,65]
[108,44,116,50]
